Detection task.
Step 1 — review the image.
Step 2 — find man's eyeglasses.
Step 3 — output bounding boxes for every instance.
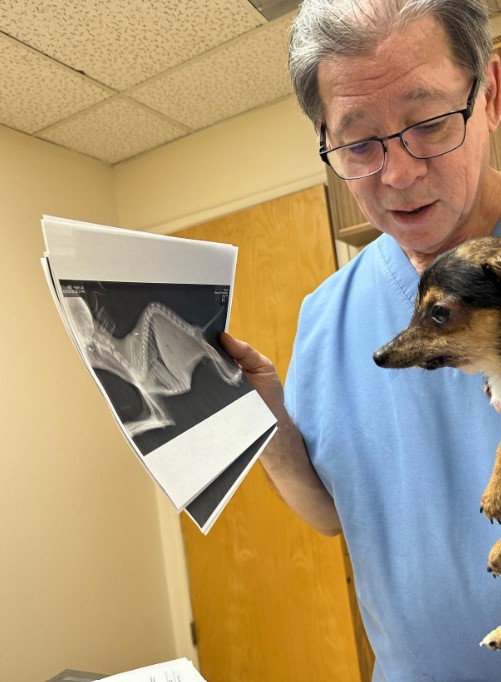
[319,79,480,180]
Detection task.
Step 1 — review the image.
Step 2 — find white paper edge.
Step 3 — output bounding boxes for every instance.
[97,657,205,681]
[42,215,238,285]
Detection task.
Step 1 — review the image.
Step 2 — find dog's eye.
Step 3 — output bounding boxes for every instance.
[431,305,450,324]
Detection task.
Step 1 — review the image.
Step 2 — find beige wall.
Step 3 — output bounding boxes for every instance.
[112,94,354,266]
[2,94,325,682]
[114,96,325,233]
[0,125,177,681]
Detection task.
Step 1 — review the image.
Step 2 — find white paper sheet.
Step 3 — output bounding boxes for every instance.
[95,658,206,681]
[41,215,276,532]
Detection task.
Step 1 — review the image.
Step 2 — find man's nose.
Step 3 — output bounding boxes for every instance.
[380,137,428,190]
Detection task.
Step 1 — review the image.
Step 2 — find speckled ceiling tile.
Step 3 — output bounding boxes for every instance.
[129,15,294,131]
[37,97,189,163]
[0,0,265,91]
[0,36,110,134]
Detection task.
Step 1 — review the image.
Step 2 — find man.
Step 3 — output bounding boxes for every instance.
[223,0,501,680]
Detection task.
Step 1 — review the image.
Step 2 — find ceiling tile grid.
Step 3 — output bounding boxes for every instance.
[129,15,294,130]
[0,35,110,134]
[0,0,266,91]
[38,97,189,164]
[0,1,297,163]
[2,1,501,164]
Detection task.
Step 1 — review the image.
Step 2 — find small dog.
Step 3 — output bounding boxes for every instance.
[372,236,501,650]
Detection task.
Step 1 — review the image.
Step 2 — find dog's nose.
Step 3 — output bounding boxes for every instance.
[373,348,389,367]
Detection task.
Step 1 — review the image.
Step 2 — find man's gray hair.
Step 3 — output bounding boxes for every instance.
[289,0,493,124]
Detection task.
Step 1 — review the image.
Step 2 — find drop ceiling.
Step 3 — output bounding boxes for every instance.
[2,1,500,166]
[0,0,298,164]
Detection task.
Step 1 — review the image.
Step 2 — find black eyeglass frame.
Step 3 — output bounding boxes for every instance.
[319,78,480,180]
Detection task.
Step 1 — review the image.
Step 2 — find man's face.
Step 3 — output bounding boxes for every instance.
[319,15,494,258]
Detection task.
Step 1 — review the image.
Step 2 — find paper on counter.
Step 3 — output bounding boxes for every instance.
[95,658,206,681]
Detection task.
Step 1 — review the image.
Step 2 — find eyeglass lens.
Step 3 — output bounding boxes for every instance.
[328,111,467,179]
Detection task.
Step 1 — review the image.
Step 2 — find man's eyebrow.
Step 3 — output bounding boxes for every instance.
[334,111,369,140]
[401,87,450,103]
[332,88,451,140]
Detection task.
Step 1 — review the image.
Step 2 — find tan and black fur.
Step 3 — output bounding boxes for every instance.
[373,236,501,650]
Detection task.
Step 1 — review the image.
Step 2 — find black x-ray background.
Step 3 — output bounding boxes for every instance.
[61,279,252,455]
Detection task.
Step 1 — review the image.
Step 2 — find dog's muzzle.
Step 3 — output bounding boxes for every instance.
[373,345,453,371]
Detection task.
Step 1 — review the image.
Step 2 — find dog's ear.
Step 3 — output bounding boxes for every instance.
[482,254,501,284]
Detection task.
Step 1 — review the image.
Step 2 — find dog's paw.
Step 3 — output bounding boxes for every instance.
[480,483,501,524]
[485,381,501,414]
[480,626,501,649]
[488,539,501,576]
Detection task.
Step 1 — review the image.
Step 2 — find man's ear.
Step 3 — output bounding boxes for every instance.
[484,54,501,133]
[482,253,501,283]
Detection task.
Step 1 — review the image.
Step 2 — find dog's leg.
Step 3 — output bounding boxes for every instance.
[480,439,501,525]
[480,625,501,649]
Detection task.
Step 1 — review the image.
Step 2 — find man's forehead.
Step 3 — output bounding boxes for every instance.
[317,12,461,129]
[329,85,456,135]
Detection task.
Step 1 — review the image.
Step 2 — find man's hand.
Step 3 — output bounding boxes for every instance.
[220,331,341,536]
[220,332,287,419]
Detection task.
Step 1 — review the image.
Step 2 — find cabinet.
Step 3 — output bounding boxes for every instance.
[325,165,380,247]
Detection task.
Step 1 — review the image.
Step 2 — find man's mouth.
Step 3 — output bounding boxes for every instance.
[393,203,431,215]
[387,201,437,225]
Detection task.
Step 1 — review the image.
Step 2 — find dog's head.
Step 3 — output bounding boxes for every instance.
[373,237,501,375]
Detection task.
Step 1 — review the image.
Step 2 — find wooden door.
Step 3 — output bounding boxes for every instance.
[176,186,369,682]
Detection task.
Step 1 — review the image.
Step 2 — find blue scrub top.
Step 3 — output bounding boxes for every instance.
[285,221,501,681]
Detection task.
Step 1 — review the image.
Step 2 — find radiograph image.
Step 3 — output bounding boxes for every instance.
[61,280,251,455]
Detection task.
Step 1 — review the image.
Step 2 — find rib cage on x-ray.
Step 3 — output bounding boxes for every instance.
[65,295,243,438]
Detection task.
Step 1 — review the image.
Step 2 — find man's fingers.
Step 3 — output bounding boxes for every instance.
[220,331,251,361]
[220,332,285,415]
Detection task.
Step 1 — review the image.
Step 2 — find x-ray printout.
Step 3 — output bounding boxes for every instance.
[94,657,206,681]
[41,215,277,533]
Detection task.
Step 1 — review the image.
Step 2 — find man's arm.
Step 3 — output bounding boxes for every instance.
[221,332,342,536]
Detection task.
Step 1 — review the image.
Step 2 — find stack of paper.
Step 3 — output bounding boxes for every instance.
[95,658,206,681]
[41,215,277,533]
